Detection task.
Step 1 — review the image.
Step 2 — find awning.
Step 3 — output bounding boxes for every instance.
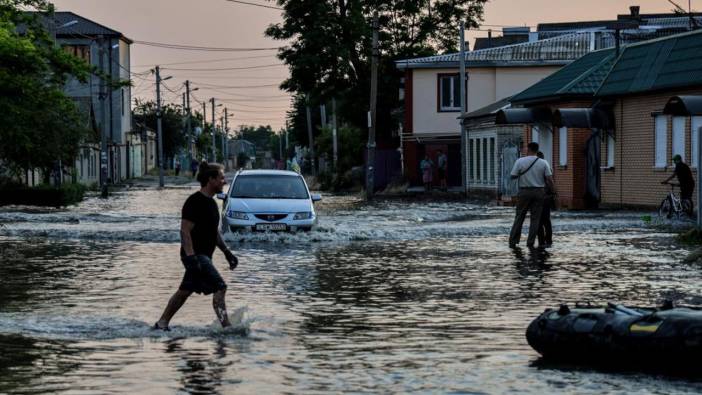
[553,108,613,129]
[495,108,552,125]
[662,95,702,115]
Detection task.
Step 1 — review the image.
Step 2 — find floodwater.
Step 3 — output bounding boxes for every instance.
[0,186,701,394]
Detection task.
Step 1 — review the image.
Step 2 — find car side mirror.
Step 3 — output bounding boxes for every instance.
[311,194,322,202]
[216,193,227,200]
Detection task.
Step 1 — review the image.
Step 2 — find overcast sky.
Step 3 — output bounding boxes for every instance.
[50,0,680,131]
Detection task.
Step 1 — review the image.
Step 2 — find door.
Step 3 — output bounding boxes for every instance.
[501,141,519,197]
[532,124,553,168]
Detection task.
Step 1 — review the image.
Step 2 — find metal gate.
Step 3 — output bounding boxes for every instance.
[501,141,519,197]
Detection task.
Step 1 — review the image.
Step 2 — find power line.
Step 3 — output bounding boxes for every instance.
[193,82,281,89]
[163,64,283,71]
[132,54,277,67]
[223,0,283,11]
[133,40,279,52]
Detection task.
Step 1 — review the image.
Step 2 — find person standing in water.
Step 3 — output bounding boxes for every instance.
[154,161,239,330]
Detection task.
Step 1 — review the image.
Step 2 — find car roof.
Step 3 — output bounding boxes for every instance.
[235,169,301,177]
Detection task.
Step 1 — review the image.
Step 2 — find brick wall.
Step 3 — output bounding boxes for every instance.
[602,88,702,208]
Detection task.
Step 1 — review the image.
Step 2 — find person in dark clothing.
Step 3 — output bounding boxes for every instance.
[662,154,695,214]
[536,151,556,248]
[154,161,239,330]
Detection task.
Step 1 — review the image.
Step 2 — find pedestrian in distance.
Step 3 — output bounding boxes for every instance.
[536,151,556,248]
[190,159,199,179]
[175,161,181,177]
[154,161,239,331]
[437,150,448,192]
[420,154,434,192]
[662,154,695,216]
[508,142,554,248]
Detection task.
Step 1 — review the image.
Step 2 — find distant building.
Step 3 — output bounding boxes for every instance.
[52,11,134,185]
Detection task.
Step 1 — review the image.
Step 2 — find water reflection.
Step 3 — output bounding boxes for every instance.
[165,338,231,395]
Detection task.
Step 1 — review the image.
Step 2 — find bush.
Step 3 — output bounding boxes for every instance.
[0,183,87,207]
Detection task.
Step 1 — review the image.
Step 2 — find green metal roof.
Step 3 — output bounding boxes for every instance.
[597,29,702,96]
[511,48,616,104]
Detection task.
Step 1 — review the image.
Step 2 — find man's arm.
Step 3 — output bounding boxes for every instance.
[545,175,555,190]
[510,160,521,179]
[217,230,239,269]
[662,173,676,184]
[180,219,195,256]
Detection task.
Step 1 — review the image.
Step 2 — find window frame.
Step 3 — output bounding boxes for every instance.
[436,73,461,112]
[558,127,568,167]
[654,115,668,168]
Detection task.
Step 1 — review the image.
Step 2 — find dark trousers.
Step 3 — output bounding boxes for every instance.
[537,198,552,246]
[509,188,545,246]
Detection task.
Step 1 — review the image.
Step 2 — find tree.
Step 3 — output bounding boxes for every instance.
[132,100,187,164]
[0,0,95,178]
[265,0,488,168]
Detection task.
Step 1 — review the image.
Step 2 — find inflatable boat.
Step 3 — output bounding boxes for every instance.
[526,302,702,366]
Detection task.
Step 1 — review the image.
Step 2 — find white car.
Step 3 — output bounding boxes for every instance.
[219,169,321,232]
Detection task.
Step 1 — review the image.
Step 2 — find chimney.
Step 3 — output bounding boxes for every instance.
[630,6,640,17]
[488,29,492,47]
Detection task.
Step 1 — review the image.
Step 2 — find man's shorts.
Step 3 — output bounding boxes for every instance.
[681,187,694,201]
[179,255,227,295]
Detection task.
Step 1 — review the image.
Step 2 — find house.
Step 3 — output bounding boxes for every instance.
[498,28,702,209]
[502,48,618,208]
[396,6,702,192]
[596,29,702,208]
[53,11,134,185]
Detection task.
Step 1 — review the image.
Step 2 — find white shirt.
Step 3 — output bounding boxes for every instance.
[510,155,552,188]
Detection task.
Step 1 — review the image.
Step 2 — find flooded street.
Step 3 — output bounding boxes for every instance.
[1,186,701,394]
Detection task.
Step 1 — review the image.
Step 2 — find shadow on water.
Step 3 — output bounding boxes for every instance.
[530,357,702,383]
[165,338,234,395]
[0,334,83,393]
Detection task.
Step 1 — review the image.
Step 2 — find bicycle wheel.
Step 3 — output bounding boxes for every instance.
[658,197,673,219]
[681,199,694,217]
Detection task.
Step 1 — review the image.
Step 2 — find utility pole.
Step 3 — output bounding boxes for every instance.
[185,80,193,161]
[366,11,379,200]
[98,36,109,198]
[210,97,216,162]
[305,96,316,175]
[332,97,338,171]
[224,108,229,170]
[459,21,468,194]
[220,115,225,168]
[155,65,166,187]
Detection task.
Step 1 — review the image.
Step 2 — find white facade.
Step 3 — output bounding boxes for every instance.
[411,66,561,137]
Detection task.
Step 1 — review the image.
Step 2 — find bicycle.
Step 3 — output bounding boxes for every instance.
[658,182,693,219]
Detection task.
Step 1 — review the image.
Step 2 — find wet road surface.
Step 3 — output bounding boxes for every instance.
[0,187,700,394]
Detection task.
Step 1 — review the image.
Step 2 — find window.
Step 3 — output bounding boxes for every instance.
[468,134,496,186]
[655,115,667,168]
[672,116,685,162]
[489,138,495,183]
[62,45,90,63]
[607,134,615,168]
[558,127,568,166]
[438,74,461,111]
[692,116,702,167]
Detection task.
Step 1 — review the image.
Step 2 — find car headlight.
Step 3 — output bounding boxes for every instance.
[227,210,249,220]
[293,211,313,220]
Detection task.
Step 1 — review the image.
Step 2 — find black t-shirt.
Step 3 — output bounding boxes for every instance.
[675,162,695,191]
[180,191,220,258]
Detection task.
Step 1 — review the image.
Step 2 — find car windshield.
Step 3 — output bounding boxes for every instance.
[230,174,309,199]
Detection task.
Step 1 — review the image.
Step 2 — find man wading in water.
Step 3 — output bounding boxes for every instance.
[154,162,239,330]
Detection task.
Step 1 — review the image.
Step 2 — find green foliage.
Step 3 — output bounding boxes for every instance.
[266,0,487,169]
[0,0,95,176]
[238,125,274,149]
[0,182,86,207]
[132,100,187,162]
[316,125,364,173]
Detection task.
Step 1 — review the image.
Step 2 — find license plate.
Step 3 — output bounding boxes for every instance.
[255,223,287,231]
